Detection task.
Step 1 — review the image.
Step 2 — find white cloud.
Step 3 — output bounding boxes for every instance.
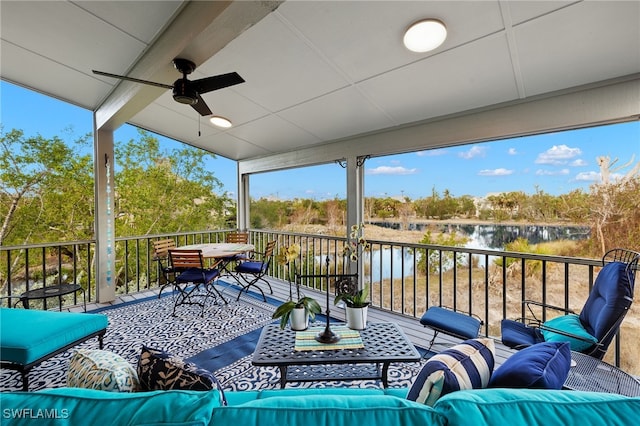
[367,166,418,175]
[570,159,587,167]
[459,146,486,159]
[508,148,517,155]
[535,144,582,165]
[574,171,626,183]
[478,168,513,176]
[416,149,448,157]
[536,169,570,176]
[575,171,600,181]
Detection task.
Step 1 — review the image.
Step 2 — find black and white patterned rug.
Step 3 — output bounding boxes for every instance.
[1,285,424,392]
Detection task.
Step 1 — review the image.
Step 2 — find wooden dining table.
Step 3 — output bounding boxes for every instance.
[177,242,255,262]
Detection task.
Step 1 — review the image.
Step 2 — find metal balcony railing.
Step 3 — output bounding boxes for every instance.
[1,228,637,374]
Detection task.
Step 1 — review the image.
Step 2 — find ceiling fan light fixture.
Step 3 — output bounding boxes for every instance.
[403,19,447,53]
[210,116,232,128]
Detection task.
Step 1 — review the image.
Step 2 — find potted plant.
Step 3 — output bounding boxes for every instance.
[272,243,321,330]
[334,284,370,330]
[334,223,371,330]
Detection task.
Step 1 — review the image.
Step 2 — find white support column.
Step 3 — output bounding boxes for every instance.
[345,156,365,279]
[237,171,250,231]
[94,127,116,302]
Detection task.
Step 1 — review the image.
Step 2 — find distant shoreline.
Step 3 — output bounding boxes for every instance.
[365,218,586,228]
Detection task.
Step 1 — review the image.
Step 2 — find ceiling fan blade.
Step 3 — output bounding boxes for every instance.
[191,93,213,116]
[92,70,173,90]
[192,72,245,94]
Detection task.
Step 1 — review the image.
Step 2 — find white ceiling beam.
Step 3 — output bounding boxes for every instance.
[239,76,640,175]
[95,0,282,131]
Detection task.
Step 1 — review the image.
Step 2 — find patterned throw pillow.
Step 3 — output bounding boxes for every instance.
[137,345,226,405]
[68,349,139,392]
[407,338,495,406]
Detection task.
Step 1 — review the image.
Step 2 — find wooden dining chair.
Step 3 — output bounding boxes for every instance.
[232,240,277,302]
[168,249,227,316]
[219,231,252,277]
[152,239,178,297]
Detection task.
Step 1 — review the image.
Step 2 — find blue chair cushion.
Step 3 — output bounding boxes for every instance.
[579,262,632,341]
[420,307,481,340]
[489,341,571,389]
[500,318,544,348]
[0,308,108,365]
[175,267,219,283]
[235,261,266,274]
[407,338,495,406]
[541,314,598,352]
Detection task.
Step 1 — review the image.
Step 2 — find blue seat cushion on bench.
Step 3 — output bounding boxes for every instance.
[0,308,108,365]
[420,307,481,340]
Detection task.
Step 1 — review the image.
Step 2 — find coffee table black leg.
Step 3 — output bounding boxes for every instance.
[278,366,287,389]
[381,362,391,388]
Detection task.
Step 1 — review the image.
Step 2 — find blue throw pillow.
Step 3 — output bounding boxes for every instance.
[489,341,571,389]
[541,314,597,352]
[407,338,495,406]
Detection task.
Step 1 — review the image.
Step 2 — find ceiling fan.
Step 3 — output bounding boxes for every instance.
[92,58,244,116]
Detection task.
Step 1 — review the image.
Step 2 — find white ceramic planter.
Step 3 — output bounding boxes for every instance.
[346,305,368,330]
[290,307,309,331]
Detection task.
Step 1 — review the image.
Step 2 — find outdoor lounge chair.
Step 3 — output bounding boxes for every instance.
[501,248,640,359]
[233,240,277,302]
[168,249,227,316]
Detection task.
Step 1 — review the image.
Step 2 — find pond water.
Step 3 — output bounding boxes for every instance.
[366,223,590,280]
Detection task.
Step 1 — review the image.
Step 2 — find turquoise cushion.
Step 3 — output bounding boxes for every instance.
[257,388,387,399]
[213,394,446,425]
[541,314,598,352]
[489,341,571,389]
[435,388,640,426]
[407,338,495,406]
[224,388,408,406]
[0,388,222,426]
[0,308,108,365]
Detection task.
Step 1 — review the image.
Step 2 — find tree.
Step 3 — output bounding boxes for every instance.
[114,129,231,236]
[1,128,93,246]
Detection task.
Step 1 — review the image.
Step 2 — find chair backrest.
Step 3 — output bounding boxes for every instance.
[263,240,277,258]
[259,240,277,269]
[579,248,639,358]
[153,239,176,261]
[226,231,249,244]
[168,249,205,270]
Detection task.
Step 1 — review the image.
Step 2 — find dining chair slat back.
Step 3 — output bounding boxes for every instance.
[152,239,177,297]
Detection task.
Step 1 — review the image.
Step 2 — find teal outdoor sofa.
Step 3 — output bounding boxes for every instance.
[0,308,108,391]
[1,386,638,426]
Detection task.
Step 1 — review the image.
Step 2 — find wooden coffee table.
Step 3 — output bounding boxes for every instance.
[252,322,421,388]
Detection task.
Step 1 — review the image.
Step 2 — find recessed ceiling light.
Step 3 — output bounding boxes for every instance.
[210,116,232,128]
[403,19,447,53]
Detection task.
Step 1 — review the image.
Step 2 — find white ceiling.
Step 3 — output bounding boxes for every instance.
[1,1,639,162]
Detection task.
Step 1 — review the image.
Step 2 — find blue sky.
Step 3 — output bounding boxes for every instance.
[2,80,639,200]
